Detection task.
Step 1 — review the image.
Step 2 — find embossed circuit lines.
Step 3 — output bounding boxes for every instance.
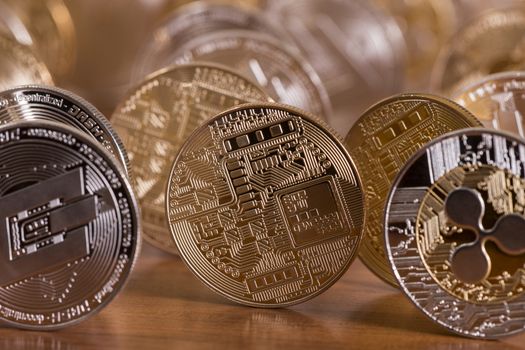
[167,104,364,307]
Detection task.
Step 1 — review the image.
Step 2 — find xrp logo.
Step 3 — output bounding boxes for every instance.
[444,187,525,284]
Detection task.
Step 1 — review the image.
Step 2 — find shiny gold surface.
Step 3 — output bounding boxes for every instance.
[344,94,482,286]
[431,7,525,95]
[0,33,53,89]
[167,103,364,306]
[111,63,270,254]
[417,165,525,304]
[455,71,525,137]
[2,0,76,80]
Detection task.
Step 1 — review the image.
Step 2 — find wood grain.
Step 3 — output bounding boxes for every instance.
[0,244,523,350]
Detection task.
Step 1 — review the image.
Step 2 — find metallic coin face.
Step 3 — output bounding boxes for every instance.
[344,94,482,286]
[431,7,525,95]
[167,103,364,306]
[385,128,525,338]
[0,85,130,177]
[171,30,332,122]
[133,1,286,81]
[0,35,53,89]
[1,0,76,79]
[0,121,140,329]
[112,63,270,254]
[455,71,525,138]
[266,0,405,135]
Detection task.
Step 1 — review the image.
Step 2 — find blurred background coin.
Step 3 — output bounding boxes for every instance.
[345,94,481,287]
[0,34,53,89]
[455,71,525,138]
[0,120,140,329]
[167,103,364,306]
[265,0,406,135]
[385,128,525,338]
[0,85,131,177]
[112,63,271,254]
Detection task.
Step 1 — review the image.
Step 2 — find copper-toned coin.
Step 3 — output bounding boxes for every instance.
[171,30,332,122]
[0,120,140,329]
[455,71,525,137]
[344,94,481,286]
[431,7,525,95]
[111,63,271,254]
[386,128,525,338]
[167,103,364,306]
[266,0,405,135]
[0,34,53,89]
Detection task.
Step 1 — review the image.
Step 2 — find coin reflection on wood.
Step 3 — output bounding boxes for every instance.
[455,71,525,138]
[431,7,525,95]
[167,103,364,306]
[385,128,525,338]
[0,121,140,329]
[0,85,130,176]
[0,34,53,89]
[345,94,482,287]
[111,63,271,254]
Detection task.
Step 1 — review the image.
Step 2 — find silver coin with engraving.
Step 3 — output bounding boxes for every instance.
[0,85,130,177]
[385,128,525,338]
[0,120,140,329]
[169,29,332,122]
[455,71,525,138]
[265,0,406,135]
[132,1,288,82]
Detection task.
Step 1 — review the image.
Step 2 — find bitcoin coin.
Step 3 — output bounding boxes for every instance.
[385,128,525,338]
[112,63,270,254]
[266,0,405,135]
[344,94,481,286]
[455,71,525,138]
[431,7,525,95]
[0,34,53,89]
[170,29,332,121]
[0,120,140,329]
[0,85,130,177]
[0,0,76,79]
[132,1,286,82]
[167,103,364,306]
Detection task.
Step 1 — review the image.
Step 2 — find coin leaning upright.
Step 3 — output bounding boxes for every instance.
[0,85,131,177]
[111,63,271,254]
[344,94,481,286]
[0,120,140,329]
[167,103,364,307]
[385,128,525,338]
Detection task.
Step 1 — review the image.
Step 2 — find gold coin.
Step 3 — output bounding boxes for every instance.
[431,7,525,95]
[455,71,525,138]
[1,0,76,80]
[0,33,53,89]
[167,103,364,306]
[111,63,271,254]
[344,94,482,286]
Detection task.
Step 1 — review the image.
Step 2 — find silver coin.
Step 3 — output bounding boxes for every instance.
[385,127,525,338]
[265,0,406,135]
[0,120,140,329]
[0,85,131,177]
[171,29,332,122]
[132,1,288,82]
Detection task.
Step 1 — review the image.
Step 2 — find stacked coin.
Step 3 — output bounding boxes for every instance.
[0,86,140,329]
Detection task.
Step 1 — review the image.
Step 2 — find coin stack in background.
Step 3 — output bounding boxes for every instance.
[0,0,525,339]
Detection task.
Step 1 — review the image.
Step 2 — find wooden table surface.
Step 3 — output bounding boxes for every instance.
[1,244,523,350]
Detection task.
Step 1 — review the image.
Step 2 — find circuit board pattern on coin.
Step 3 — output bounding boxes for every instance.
[344,94,481,286]
[111,63,270,253]
[385,129,525,338]
[167,104,364,306]
[455,71,525,138]
[0,121,139,329]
